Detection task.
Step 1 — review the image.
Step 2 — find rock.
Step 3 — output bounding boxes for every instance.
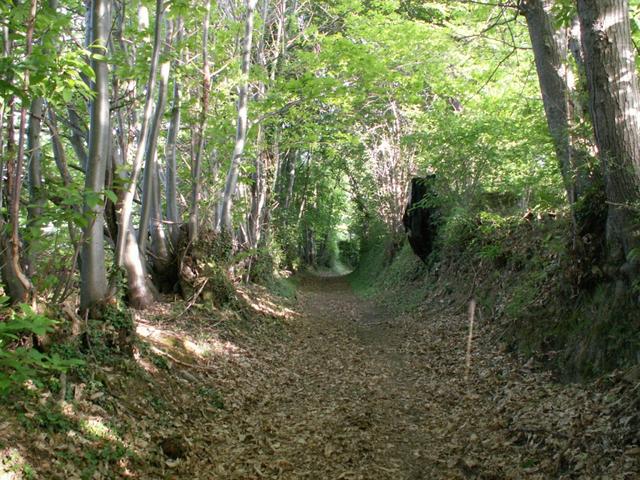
[403,176,439,263]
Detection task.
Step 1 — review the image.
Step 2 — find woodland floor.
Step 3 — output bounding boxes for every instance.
[1,273,639,479]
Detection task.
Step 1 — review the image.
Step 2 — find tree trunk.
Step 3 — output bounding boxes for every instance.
[121,225,156,308]
[25,1,59,262]
[80,0,111,312]
[1,0,38,304]
[165,19,183,248]
[139,58,170,254]
[67,106,89,169]
[217,0,259,233]
[521,0,594,204]
[46,108,81,249]
[108,120,156,309]
[115,0,163,267]
[189,0,211,243]
[577,0,640,276]
[107,0,163,309]
[247,0,270,251]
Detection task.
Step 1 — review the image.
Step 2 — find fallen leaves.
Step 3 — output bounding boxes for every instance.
[1,275,638,479]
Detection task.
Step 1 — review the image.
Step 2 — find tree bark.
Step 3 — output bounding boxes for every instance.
[115,0,163,267]
[189,0,211,243]
[46,108,81,248]
[577,0,640,274]
[165,19,183,248]
[26,96,45,273]
[67,105,89,169]
[217,0,259,233]
[1,0,38,304]
[521,0,590,204]
[108,119,156,309]
[139,58,170,254]
[80,0,111,312]
[247,0,271,251]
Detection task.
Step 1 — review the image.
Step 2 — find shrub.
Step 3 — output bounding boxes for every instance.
[0,303,83,394]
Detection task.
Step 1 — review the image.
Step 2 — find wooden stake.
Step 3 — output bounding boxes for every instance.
[465,298,476,383]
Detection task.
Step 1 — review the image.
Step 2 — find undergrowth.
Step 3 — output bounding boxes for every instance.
[353,212,640,380]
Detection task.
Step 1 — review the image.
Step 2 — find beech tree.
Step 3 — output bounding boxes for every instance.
[217,0,259,234]
[80,0,111,311]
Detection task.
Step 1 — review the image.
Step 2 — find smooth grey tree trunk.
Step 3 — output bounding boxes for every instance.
[165,19,183,248]
[247,0,271,251]
[189,0,212,242]
[577,0,640,275]
[109,115,156,309]
[80,0,111,311]
[217,0,259,233]
[67,106,89,169]
[116,0,163,267]
[108,0,164,309]
[145,57,176,292]
[139,58,170,254]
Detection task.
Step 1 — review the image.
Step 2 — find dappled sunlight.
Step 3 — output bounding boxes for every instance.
[183,338,241,358]
[0,390,137,479]
[236,286,298,321]
[3,0,640,477]
[136,321,245,363]
[0,448,33,479]
[601,8,625,32]
[79,418,120,443]
[133,349,160,375]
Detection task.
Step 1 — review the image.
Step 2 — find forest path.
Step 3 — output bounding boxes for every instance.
[281,273,503,479]
[214,272,632,480]
[4,272,634,479]
[180,271,522,479]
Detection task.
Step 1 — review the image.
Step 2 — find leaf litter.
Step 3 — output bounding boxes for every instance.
[0,275,638,479]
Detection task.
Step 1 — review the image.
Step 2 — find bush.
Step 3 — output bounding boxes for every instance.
[0,303,83,394]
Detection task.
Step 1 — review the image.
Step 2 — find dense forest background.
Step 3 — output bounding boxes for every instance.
[1,0,640,476]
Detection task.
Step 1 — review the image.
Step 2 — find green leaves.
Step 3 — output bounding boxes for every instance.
[0,305,55,342]
[0,305,84,395]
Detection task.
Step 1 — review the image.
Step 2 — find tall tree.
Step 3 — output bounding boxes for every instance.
[188,0,212,243]
[577,0,640,279]
[112,0,165,308]
[115,0,163,266]
[80,0,111,311]
[520,0,590,205]
[1,0,38,304]
[217,0,259,234]
[165,19,183,248]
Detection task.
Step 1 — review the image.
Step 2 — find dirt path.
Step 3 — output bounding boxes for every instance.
[3,274,637,479]
[200,273,635,480]
[287,273,498,479]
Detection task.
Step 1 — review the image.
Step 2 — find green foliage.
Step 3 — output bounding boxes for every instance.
[0,304,83,395]
[437,207,477,254]
[81,305,135,362]
[0,448,37,479]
